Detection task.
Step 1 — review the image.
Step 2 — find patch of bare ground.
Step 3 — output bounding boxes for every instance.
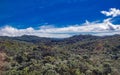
[0,51,9,75]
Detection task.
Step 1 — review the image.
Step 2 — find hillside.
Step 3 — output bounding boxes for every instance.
[0,35,120,75]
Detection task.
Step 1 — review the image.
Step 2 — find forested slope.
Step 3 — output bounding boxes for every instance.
[0,35,120,75]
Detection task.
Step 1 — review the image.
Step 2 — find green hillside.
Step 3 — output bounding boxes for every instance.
[0,35,120,75]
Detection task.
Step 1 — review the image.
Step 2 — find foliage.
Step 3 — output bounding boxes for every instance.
[0,34,120,75]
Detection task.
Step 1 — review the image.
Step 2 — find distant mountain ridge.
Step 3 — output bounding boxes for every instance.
[0,34,120,75]
[0,34,120,43]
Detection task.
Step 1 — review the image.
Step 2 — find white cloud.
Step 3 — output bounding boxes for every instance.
[0,8,120,38]
[39,25,55,29]
[0,20,120,38]
[101,8,120,17]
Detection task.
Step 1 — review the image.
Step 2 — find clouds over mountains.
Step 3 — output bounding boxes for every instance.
[0,8,120,38]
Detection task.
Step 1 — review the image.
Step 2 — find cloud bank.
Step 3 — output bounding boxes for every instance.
[0,8,120,38]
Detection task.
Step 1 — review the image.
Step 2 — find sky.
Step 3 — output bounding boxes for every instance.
[0,0,120,38]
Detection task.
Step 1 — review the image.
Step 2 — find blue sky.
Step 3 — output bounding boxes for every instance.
[0,0,120,27]
[0,0,120,38]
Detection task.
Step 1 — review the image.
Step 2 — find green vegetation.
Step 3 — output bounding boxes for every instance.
[0,35,120,75]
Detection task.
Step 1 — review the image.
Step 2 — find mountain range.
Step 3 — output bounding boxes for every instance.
[0,34,120,75]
